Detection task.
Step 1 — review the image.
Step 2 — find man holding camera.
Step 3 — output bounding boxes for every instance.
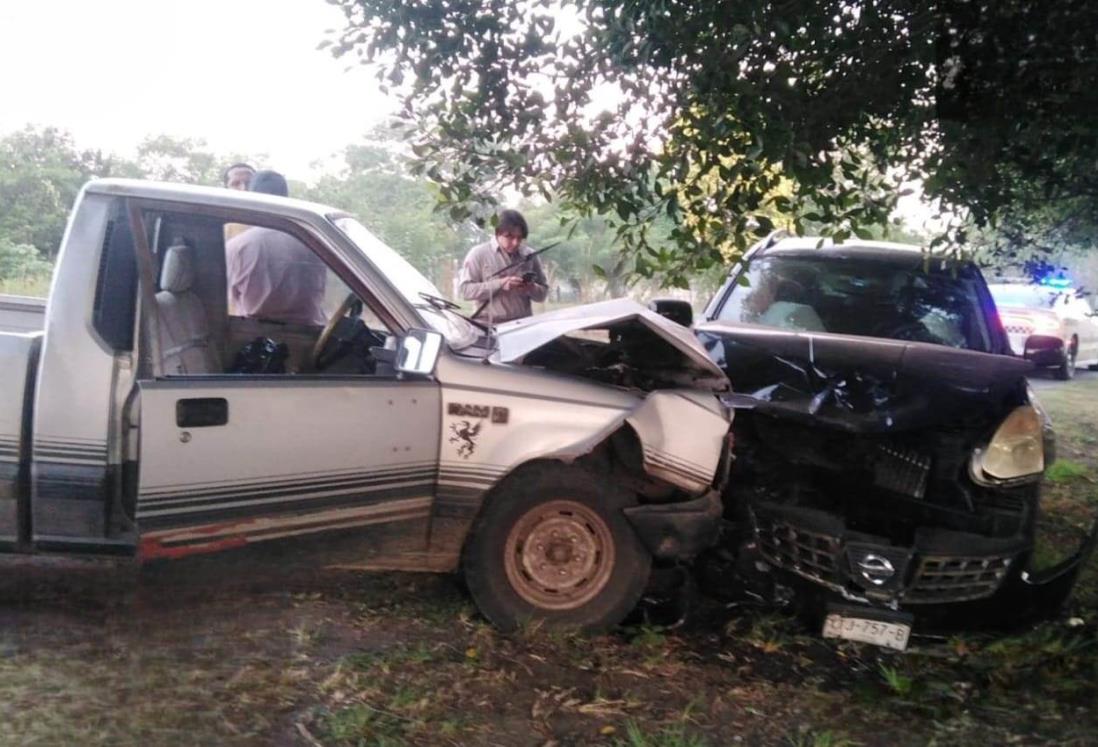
[458,209,548,324]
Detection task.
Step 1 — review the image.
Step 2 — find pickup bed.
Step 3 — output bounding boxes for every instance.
[0,295,46,333]
[0,179,733,631]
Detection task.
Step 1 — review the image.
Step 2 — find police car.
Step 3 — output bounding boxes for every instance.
[989,277,1098,379]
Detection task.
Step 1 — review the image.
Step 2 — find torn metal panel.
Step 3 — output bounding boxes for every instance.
[497,299,728,392]
[697,322,1031,433]
[625,390,730,495]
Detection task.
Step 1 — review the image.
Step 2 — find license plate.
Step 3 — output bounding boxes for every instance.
[822,613,911,651]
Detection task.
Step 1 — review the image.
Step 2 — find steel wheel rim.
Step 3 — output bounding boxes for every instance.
[503,499,615,611]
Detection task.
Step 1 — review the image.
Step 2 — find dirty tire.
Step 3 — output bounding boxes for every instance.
[1056,346,1076,380]
[463,464,651,632]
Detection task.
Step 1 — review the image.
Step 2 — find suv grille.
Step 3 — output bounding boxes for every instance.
[874,445,931,499]
[905,555,1013,604]
[752,509,1015,604]
[754,514,842,589]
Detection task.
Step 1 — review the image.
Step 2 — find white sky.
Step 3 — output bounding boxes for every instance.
[0,1,939,229]
[0,0,393,179]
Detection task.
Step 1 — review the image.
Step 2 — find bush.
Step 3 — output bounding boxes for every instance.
[0,240,52,283]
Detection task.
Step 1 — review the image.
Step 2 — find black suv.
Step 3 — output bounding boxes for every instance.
[686,235,1095,645]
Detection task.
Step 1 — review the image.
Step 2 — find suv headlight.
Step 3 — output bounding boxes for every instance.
[970,405,1045,485]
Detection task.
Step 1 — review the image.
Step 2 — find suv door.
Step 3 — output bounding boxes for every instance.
[130,201,441,558]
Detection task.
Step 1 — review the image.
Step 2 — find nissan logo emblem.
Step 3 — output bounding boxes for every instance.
[857,554,896,586]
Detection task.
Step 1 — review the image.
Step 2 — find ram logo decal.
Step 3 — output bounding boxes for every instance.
[449,420,482,459]
[448,402,489,418]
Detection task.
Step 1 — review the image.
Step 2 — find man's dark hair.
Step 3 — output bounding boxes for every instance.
[249,170,289,197]
[221,162,255,186]
[495,209,528,239]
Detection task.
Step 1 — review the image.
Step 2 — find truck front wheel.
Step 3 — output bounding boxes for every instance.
[463,465,651,631]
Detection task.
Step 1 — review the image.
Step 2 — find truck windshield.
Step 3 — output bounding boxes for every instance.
[716,254,994,351]
[332,216,481,349]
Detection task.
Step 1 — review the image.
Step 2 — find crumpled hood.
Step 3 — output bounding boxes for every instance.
[696,321,1032,433]
[494,299,728,390]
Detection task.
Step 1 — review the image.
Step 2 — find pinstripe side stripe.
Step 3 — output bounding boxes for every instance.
[140,466,438,505]
[434,463,507,519]
[140,461,440,496]
[646,449,712,485]
[137,478,435,518]
[142,497,432,549]
[31,437,108,465]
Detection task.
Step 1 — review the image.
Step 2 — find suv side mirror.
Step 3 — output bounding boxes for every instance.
[648,299,694,327]
[1023,334,1065,365]
[396,329,443,376]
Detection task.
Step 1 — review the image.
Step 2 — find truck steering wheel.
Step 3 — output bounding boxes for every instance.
[312,292,361,370]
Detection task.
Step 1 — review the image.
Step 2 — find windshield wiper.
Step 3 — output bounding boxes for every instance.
[416,292,491,333]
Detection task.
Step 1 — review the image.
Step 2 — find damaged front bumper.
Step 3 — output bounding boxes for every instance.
[750,502,1098,627]
[624,490,723,561]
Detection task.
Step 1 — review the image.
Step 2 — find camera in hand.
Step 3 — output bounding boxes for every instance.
[521,271,537,283]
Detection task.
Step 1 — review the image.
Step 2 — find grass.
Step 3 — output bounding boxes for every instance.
[877,663,914,697]
[616,720,709,747]
[0,275,50,297]
[785,727,860,747]
[1047,459,1094,484]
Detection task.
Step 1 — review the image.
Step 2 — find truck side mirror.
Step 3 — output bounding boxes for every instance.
[648,299,694,327]
[396,329,443,376]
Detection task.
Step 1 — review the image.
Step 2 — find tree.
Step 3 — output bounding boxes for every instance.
[0,126,135,259]
[325,0,1098,281]
[135,135,260,186]
[304,128,477,284]
[0,239,53,286]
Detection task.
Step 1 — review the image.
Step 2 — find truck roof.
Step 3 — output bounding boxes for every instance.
[84,178,344,223]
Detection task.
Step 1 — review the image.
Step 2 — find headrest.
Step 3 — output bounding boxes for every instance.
[160,243,195,293]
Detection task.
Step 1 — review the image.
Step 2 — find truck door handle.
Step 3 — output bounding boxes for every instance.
[176,398,229,428]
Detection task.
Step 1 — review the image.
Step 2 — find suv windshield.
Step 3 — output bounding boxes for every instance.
[715,254,994,351]
[332,216,480,349]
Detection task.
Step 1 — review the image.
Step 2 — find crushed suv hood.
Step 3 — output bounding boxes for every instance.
[495,300,728,391]
[696,321,1032,432]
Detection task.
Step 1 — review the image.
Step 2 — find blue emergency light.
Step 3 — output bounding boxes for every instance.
[1039,274,1072,289]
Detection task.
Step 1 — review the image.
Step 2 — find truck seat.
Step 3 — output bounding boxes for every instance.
[156,242,223,375]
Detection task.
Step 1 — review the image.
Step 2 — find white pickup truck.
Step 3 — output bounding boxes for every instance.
[0,179,732,630]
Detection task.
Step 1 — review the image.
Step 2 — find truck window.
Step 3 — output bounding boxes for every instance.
[136,207,393,377]
[92,200,139,352]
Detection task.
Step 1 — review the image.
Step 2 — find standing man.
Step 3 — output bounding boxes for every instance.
[222,163,257,244]
[225,170,327,326]
[222,162,256,191]
[458,209,548,324]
